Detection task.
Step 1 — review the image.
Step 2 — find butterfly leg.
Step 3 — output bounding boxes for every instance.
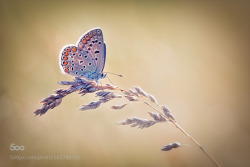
[96,80,104,92]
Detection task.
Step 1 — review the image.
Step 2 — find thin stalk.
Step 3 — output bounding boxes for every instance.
[114,86,220,167]
[172,122,220,167]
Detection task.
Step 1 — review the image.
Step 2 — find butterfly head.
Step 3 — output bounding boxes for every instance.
[101,73,107,79]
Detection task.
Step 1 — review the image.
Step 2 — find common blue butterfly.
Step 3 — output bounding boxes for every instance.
[59,28,106,81]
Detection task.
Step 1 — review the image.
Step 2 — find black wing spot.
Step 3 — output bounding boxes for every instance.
[95,40,98,43]
[84,55,88,58]
[76,72,78,74]
[95,57,98,61]
[98,42,101,44]
[83,65,86,68]
[71,67,74,71]
[81,69,84,71]
[71,61,74,62]
[80,60,83,64]
[72,64,75,66]
[88,48,91,50]
[79,54,82,57]
[92,41,95,43]
[88,62,92,66]
[89,44,92,47]
[73,53,76,56]
[94,50,100,54]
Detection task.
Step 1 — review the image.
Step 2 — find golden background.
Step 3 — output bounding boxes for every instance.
[0,0,250,166]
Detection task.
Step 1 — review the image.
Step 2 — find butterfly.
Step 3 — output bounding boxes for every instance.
[59,28,107,82]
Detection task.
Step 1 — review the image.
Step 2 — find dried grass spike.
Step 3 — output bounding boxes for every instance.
[148,112,166,122]
[128,89,138,95]
[161,142,181,151]
[125,96,139,101]
[58,81,76,85]
[119,117,156,129]
[134,86,148,97]
[162,106,175,121]
[111,104,128,110]
[148,94,158,104]
[81,101,102,111]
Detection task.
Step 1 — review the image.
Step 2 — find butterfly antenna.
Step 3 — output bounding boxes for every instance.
[106,75,114,86]
[105,72,123,77]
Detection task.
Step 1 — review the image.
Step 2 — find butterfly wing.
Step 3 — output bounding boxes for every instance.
[59,45,97,78]
[77,28,106,74]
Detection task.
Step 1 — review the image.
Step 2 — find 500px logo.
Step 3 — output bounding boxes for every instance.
[10,143,25,151]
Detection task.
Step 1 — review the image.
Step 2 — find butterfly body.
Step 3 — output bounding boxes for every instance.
[59,28,106,81]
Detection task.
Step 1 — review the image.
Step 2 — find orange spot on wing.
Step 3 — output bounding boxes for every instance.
[67,48,71,52]
[64,56,68,60]
[93,32,96,35]
[72,47,77,52]
[65,52,68,56]
[89,34,93,37]
[63,61,68,65]
[86,37,90,40]
[83,40,87,44]
[65,67,69,73]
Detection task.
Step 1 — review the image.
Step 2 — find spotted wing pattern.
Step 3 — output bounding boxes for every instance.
[77,28,106,75]
[59,28,106,80]
[60,45,96,78]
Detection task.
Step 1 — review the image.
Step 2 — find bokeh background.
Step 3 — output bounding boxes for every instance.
[0,0,250,167]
